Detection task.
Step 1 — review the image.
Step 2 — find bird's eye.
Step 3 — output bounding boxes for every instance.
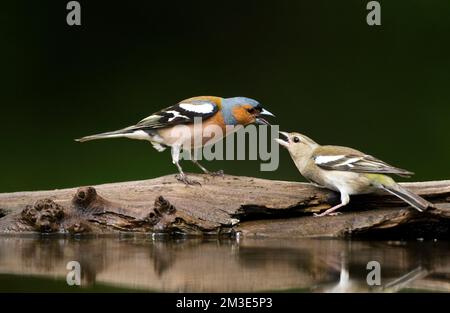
[293,136,300,143]
[247,107,256,114]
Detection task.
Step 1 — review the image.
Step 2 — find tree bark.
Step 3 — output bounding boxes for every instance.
[0,174,449,238]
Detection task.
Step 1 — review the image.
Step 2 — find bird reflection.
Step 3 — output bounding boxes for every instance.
[0,237,449,292]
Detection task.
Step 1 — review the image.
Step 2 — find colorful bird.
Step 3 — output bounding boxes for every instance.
[76,96,274,185]
[276,132,434,217]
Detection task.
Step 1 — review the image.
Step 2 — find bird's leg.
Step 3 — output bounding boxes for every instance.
[188,150,224,177]
[171,146,201,186]
[191,160,224,177]
[314,192,350,217]
[175,163,201,186]
[314,204,345,217]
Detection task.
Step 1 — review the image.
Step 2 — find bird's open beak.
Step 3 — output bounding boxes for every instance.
[256,108,275,125]
[256,117,270,125]
[260,108,275,117]
[275,131,290,148]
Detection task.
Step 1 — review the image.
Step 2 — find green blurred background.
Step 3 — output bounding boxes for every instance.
[1,0,449,192]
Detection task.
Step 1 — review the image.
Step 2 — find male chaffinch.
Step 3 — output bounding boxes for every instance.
[276,132,434,217]
[76,96,274,185]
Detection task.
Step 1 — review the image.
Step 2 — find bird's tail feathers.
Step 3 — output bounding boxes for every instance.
[381,183,433,212]
[75,127,136,143]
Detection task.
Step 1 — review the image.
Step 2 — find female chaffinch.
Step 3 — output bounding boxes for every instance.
[276,131,434,217]
[76,96,274,185]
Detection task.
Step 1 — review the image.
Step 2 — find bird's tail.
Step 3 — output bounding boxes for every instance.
[75,127,135,143]
[381,183,433,212]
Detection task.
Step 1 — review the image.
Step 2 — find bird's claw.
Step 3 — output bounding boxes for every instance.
[208,170,224,177]
[175,174,202,186]
[313,212,342,218]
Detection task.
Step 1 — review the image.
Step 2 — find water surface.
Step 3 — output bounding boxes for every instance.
[0,237,449,292]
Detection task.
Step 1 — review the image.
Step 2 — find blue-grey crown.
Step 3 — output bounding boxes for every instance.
[221,97,260,125]
[224,97,260,107]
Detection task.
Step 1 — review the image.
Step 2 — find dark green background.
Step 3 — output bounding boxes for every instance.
[1,0,449,192]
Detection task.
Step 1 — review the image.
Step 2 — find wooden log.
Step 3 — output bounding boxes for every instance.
[0,174,449,238]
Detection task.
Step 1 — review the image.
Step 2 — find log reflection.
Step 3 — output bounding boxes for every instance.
[0,237,449,292]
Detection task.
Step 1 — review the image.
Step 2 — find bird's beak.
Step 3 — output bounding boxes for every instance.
[256,108,275,125]
[275,131,290,148]
[256,117,270,125]
[260,108,275,117]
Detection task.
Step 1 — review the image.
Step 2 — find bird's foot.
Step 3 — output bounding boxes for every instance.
[175,174,202,186]
[313,212,342,218]
[207,170,224,177]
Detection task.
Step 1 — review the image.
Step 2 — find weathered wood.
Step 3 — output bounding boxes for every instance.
[0,174,449,238]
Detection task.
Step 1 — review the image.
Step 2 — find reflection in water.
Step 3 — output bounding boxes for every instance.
[0,236,449,292]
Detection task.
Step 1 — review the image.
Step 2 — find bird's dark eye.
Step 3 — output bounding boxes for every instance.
[247,107,256,114]
[293,136,300,143]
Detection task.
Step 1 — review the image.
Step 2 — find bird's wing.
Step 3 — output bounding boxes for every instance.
[133,98,220,129]
[313,146,414,177]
